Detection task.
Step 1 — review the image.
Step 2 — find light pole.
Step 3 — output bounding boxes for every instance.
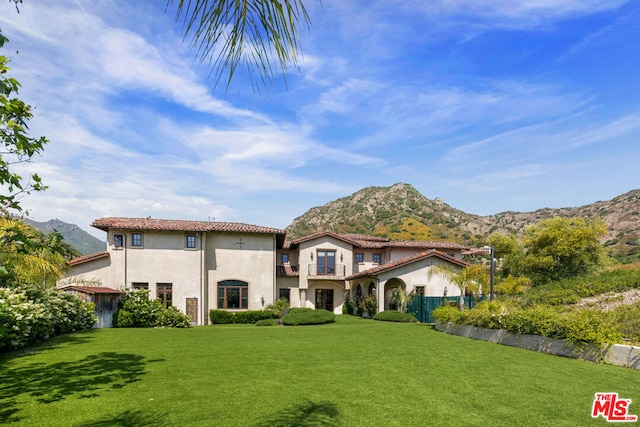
[481,246,495,301]
[489,246,494,301]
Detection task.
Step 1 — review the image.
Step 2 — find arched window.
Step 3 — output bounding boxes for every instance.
[356,284,363,297]
[368,282,376,295]
[218,280,248,309]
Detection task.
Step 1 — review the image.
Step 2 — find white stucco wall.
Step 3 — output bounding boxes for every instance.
[207,232,276,312]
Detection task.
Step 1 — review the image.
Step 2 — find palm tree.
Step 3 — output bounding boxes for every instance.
[167,0,312,90]
[0,218,70,288]
[427,264,489,311]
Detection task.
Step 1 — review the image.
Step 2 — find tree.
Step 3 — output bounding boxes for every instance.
[522,217,607,284]
[388,287,413,312]
[427,264,488,311]
[0,218,76,288]
[167,0,312,90]
[1,8,48,215]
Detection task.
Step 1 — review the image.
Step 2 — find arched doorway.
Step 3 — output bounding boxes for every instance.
[383,278,406,311]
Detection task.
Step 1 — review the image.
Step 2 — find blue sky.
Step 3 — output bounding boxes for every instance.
[1,0,638,240]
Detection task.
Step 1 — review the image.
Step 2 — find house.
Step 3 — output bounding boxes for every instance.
[60,217,470,325]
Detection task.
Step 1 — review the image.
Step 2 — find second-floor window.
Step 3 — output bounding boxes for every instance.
[317,250,336,275]
[373,253,382,264]
[132,233,143,247]
[114,234,123,248]
[355,253,364,263]
[282,253,289,263]
[186,234,196,249]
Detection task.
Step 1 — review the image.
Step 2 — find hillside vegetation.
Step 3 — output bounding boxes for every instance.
[287,183,640,261]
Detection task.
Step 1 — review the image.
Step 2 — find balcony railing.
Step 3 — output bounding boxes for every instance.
[276,265,299,276]
[307,264,346,277]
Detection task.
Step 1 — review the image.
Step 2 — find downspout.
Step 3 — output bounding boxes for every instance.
[201,232,208,325]
[124,233,128,287]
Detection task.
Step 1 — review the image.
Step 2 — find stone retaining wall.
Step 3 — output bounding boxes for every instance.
[435,321,640,370]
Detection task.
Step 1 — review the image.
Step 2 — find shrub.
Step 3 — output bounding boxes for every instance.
[265,298,290,317]
[0,286,96,353]
[209,309,277,324]
[209,310,235,324]
[373,310,418,323]
[255,319,278,327]
[281,308,335,326]
[113,289,190,328]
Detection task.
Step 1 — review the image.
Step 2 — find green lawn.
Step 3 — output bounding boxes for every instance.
[1,315,639,426]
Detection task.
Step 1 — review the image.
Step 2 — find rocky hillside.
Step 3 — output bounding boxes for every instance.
[286,183,640,261]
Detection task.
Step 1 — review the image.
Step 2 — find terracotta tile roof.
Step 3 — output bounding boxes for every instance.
[276,265,300,277]
[345,250,469,280]
[92,217,286,235]
[70,251,109,266]
[60,285,123,294]
[383,240,470,250]
[285,231,469,252]
[289,231,361,246]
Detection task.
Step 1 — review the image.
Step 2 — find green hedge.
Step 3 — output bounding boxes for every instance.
[255,319,278,327]
[432,302,622,346]
[209,309,277,324]
[281,308,335,325]
[373,310,418,323]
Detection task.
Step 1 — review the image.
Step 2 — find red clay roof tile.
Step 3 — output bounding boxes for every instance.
[92,217,286,235]
[345,249,469,280]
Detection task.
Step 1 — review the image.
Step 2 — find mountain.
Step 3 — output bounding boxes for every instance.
[286,183,640,262]
[25,219,106,256]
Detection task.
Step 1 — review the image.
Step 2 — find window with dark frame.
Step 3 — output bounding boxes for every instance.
[316,250,336,275]
[132,282,149,290]
[282,253,289,263]
[279,288,290,302]
[217,280,248,309]
[355,253,364,263]
[315,289,334,311]
[157,283,172,307]
[132,233,143,247]
[186,234,196,249]
[373,253,382,264]
[114,234,123,248]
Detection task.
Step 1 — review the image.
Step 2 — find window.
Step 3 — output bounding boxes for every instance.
[132,282,148,290]
[317,250,336,275]
[157,283,172,308]
[114,234,123,248]
[355,253,364,263]
[132,233,143,247]
[315,289,334,311]
[281,253,289,264]
[279,288,290,302]
[373,253,382,264]
[218,280,248,309]
[415,286,425,296]
[356,284,363,296]
[186,234,196,249]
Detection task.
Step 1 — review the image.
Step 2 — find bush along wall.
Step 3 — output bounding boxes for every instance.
[112,289,191,328]
[209,309,277,324]
[0,286,96,353]
[432,302,622,346]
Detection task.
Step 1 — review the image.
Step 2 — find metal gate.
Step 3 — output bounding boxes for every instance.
[408,296,485,323]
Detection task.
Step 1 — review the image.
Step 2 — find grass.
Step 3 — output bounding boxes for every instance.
[1,315,639,426]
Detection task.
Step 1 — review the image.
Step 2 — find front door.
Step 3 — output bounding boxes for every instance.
[315,289,334,311]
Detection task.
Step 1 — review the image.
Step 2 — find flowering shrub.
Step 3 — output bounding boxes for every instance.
[0,286,96,353]
[112,289,191,328]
